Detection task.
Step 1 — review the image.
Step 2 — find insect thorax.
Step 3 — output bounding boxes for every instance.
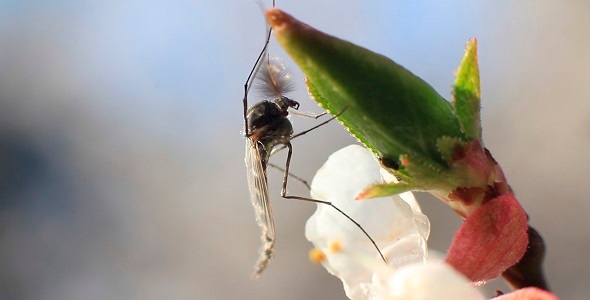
[246,101,294,141]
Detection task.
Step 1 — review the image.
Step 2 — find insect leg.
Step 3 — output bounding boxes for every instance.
[289,110,327,119]
[268,162,311,190]
[243,3,275,138]
[279,143,387,264]
[268,107,348,191]
[289,107,347,141]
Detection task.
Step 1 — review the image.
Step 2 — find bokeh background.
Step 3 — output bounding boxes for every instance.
[1,0,588,299]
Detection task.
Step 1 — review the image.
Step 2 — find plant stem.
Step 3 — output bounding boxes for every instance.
[502,226,550,291]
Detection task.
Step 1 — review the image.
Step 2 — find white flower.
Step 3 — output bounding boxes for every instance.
[304,145,554,300]
[305,145,431,299]
[383,260,485,300]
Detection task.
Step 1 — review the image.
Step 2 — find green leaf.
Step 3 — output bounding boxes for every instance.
[266,9,464,171]
[436,136,465,162]
[356,182,418,200]
[453,38,481,140]
[266,9,519,220]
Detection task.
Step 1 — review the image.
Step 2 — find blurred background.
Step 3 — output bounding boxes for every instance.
[0,0,588,299]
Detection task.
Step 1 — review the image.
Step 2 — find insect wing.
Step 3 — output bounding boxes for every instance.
[244,138,276,276]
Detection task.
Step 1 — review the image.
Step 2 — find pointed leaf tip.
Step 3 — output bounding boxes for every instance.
[356,182,415,200]
[455,38,480,98]
[265,8,292,31]
[453,38,481,140]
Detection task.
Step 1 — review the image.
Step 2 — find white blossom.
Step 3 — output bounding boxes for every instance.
[305,145,430,299]
[382,260,485,300]
[304,145,542,300]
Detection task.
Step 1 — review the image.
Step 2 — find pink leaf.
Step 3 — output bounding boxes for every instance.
[492,287,559,300]
[445,194,528,282]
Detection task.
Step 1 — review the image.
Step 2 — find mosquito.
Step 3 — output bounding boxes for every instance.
[243,1,385,278]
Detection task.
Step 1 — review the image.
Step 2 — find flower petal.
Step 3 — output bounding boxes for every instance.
[492,287,558,300]
[384,261,485,300]
[305,145,429,299]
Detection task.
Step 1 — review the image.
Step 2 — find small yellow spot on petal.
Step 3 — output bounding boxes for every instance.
[309,248,326,263]
[328,240,342,253]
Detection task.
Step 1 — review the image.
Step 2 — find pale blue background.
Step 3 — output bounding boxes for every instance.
[1,0,588,299]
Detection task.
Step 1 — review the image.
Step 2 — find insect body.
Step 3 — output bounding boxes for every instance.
[244,57,300,276]
[242,1,385,278]
[243,56,380,277]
